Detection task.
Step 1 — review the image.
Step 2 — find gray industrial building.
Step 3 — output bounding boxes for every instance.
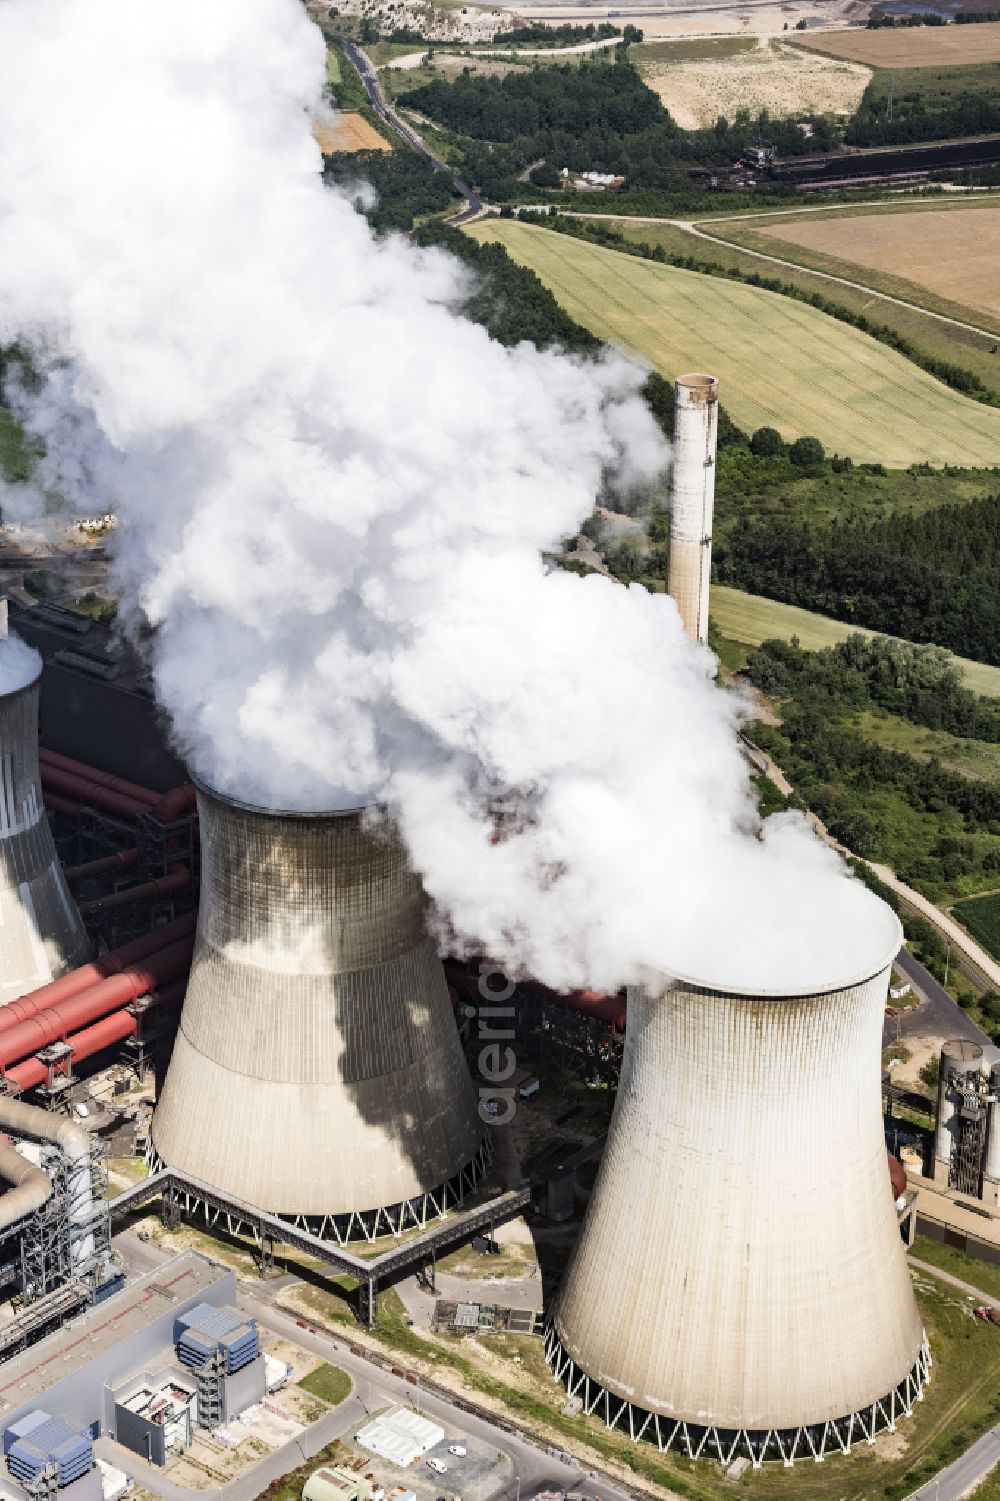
[0,1250,237,1486]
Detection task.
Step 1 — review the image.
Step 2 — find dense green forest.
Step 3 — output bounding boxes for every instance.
[397,61,827,195]
[323,148,456,231]
[749,665,1000,900]
[846,75,1000,147]
[748,634,1000,745]
[715,495,1000,665]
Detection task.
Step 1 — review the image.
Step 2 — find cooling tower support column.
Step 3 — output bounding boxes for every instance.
[666,373,718,645]
[151,783,488,1244]
[0,664,89,1006]
[546,925,929,1467]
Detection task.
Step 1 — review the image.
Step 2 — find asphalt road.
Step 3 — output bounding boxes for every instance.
[885,948,990,1049]
[910,1425,1000,1501]
[341,43,483,222]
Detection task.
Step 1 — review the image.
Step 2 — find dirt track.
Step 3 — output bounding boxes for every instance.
[764,204,1000,320]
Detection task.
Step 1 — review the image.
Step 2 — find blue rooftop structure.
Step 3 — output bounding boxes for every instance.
[6,1412,92,1489]
[175,1303,258,1374]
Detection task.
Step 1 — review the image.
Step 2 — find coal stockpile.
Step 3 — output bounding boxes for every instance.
[775,136,1000,186]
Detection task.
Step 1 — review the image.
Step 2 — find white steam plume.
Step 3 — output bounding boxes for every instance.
[0,0,896,993]
[0,635,41,696]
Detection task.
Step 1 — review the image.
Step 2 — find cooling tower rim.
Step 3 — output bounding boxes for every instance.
[189,771,376,822]
[0,658,42,703]
[641,908,903,1000]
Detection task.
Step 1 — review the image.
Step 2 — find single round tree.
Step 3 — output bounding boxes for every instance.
[790,435,826,467]
[750,426,785,457]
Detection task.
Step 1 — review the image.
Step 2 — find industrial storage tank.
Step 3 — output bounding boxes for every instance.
[546,904,928,1465]
[0,647,89,1005]
[150,782,488,1242]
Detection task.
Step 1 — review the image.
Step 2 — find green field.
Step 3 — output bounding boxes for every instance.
[710,585,1000,698]
[297,1361,352,1405]
[631,35,756,63]
[603,213,1000,401]
[325,43,341,86]
[852,707,1000,782]
[465,219,1000,465]
[953,890,1000,960]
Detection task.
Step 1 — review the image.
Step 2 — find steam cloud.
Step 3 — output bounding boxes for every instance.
[0,0,897,992]
[0,635,41,697]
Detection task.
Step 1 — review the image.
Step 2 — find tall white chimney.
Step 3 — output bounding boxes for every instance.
[667,374,719,645]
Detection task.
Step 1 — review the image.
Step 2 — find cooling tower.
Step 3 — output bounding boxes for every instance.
[0,660,89,1005]
[666,373,718,645]
[150,782,488,1242]
[546,912,929,1466]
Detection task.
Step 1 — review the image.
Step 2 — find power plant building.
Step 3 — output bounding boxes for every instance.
[546,907,929,1465]
[932,1039,1000,1206]
[666,374,719,646]
[0,650,89,1006]
[151,783,487,1242]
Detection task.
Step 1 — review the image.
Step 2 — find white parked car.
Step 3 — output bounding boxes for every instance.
[426,1459,448,1475]
[448,1446,466,1457]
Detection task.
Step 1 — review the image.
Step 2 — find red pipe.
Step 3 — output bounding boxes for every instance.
[38,749,159,808]
[77,865,190,918]
[6,981,187,1092]
[148,783,197,824]
[38,765,149,822]
[0,912,197,1034]
[0,939,193,1070]
[43,791,81,821]
[64,849,141,885]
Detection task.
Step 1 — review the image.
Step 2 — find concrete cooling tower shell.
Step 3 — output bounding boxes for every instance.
[0,667,89,1005]
[547,919,929,1467]
[150,783,487,1243]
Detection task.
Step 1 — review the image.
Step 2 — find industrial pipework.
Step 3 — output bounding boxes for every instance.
[0,631,89,1006]
[933,1040,1000,1204]
[546,908,928,1467]
[666,373,719,645]
[150,781,488,1244]
[0,1098,96,1268]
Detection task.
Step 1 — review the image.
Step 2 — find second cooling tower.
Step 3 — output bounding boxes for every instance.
[150,782,487,1241]
[547,910,928,1465]
[0,653,89,1004]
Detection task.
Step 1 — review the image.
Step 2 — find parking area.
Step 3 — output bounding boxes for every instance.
[346,1408,511,1501]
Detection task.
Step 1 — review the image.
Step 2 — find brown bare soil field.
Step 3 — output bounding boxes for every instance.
[794,20,1000,66]
[312,112,391,153]
[763,204,1000,320]
[641,38,870,128]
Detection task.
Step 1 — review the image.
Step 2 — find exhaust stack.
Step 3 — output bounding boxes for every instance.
[666,374,718,645]
[0,648,89,1005]
[546,908,929,1466]
[151,782,488,1242]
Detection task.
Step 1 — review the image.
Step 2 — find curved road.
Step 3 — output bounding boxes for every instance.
[342,42,484,223]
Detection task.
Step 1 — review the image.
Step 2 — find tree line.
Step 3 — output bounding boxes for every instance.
[716,494,1000,665]
[396,61,822,195]
[846,77,1000,148]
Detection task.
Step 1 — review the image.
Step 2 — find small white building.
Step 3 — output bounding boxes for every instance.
[356,1408,445,1468]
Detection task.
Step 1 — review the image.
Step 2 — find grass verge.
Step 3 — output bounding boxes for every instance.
[298,1362,353,1406]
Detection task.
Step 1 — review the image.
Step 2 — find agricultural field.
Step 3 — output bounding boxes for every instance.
[636,36,870,129]
[792,19,1000,67]
[953,890,1000,959]
[761,203,1000,322]
[312,111,392,153]
[465,219,1000,465]
[710,585,1000,698]
[605,215,1000,399]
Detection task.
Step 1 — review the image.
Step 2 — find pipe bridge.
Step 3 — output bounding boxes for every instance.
[111,1167,531,1321]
